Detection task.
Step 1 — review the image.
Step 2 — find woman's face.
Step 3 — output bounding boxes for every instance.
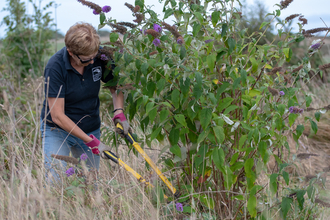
[68,49,98,67]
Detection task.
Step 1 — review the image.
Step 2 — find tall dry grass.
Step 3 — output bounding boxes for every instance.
[0,73,182,220]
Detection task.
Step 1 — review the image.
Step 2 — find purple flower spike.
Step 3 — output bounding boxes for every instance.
[152,38,161,47]
[289,106,294,113]
[65,167,75,177]
[279,91,285,96]
[93,9,100,15]
[177,38,183,45]
[102,5,111,13]
[310,43,321,50]
[176,203,183,212]
[100,54,108,61]
[153,24,162,33]
[205,39,213,44]
[80,153,88,161]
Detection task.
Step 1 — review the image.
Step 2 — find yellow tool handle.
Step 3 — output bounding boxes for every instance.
[116,123,179,197]
[103,150,152,187]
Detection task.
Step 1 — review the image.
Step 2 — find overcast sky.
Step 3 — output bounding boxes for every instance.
[0,0,329,38]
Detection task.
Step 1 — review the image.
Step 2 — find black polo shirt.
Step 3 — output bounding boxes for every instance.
[40,47,114,133]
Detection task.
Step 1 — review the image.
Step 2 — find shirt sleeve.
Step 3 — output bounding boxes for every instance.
[44,67,66,98]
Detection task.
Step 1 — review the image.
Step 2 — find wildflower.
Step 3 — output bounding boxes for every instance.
[65,167,75,177]
[133,5,141,13]
[285,14,300,22]
[93,9,100,15]
[177,36,184,45]
[292,64,303,73]
[117,22,137,28]
[153,24,162,33]
[80,153,88,161]
[305,28,330,35]
[100,54,108,61]
[268,86,279,96]
[124,2,135,12]
[145,29,160,38]
[289,106,304,114]
[152,38,161,47]
[298,16,307,25]
[119,48,124,53]
[176,203,183,212]
[161,22,181,38]
[319,63,330,71]
[133,13,144,23]
[102,5,111,13]
[280,0,293,9]
[310,43,321,50]
[279,91,285,96]
[205,39,213,44]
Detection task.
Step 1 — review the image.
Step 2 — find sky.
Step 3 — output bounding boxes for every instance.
[0,0,329,38]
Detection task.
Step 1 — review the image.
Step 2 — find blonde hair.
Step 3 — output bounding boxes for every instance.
[65,22,100,55]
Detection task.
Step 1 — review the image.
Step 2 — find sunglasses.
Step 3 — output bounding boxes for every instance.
[75,53,98,64]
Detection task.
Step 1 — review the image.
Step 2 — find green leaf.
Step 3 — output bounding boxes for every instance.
[212,126,225,144]
[197,129,210,144]
[169,128,180,145]
[192,23,201,37]
[194,12,203,23]
[180,46,186,59]
[230,153,239,166]
[288,113,299,127]
[211,11,220,27]
[221,24,228,37]
[199,108,212,130]
[180,77,190,96]
[315,111,321,122]
[244,158,254,178]
[296,190,306,211]
[239,135,247,149]
[281,197,292,220]
[110,32,119,42]
[146,102,154,113]
[282,171,289,185]
[141,63,149,75]
[149,108,157,122]
[309,119,318,134]
[207,53,216,72]
[227,38,235,53]
[151,127,162,141]
[217,97,234,113]
[283,48,290,58]
[199,194,215,209]
[164,8,174,19]
[170,144,181,158]
[270,173,278,195]
[224,166,233,190]
[160,109,169,122]
[259,21,270,29]
[295,124,304,139]
[305,96,312,107]
[100,13,106,24]
[250,57,258,72]
[156,79,166,94]
[247,195,257,218]
[212,148,225,172]
[171,89,180,109]
[277,104,286,116]
[175,114,187,127]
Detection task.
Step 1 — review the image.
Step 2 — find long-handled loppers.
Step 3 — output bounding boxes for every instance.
[115,123,180,198]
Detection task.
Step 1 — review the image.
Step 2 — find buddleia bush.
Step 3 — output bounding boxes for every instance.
[80,0,329,218]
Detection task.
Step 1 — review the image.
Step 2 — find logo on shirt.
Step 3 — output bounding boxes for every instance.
[92,66,102,82]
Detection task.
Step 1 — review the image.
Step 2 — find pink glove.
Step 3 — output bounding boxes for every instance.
[85,134,100,154]
[112,112,131,136]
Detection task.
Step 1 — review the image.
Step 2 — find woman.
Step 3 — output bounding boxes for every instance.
[40,22,129,181]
